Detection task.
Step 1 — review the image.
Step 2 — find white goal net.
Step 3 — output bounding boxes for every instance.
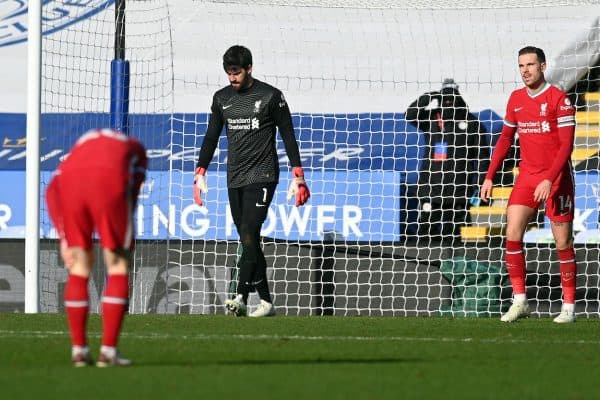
[37,0,174,311]
[31,0,600,317]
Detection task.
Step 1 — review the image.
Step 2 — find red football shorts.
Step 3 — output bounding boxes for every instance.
[508,171,575,222]
[46,170,135,250]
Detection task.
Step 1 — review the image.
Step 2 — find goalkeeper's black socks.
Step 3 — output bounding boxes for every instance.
[236,259,254,305]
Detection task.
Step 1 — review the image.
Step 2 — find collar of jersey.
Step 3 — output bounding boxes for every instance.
[526,82,550,98]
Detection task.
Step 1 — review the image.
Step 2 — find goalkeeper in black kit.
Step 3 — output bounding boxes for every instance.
[194,45,310,317]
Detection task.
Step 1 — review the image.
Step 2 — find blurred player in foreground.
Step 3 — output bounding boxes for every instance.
[480,46,577,323]
[46,128,147,366]
[194,45,310,317]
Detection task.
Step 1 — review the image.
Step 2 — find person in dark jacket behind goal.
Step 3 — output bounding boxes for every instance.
[405,78,491,245]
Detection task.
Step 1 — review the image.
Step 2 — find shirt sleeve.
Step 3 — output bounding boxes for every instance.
[196,95,225,169]
[543,93,576,182]
[270,90,302,168]
[503,94,517,129]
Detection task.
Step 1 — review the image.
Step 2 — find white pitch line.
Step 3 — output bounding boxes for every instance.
[1,330,599,345]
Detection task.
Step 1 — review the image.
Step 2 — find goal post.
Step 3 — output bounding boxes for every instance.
[25,0,42,313]
[24,0,600,317]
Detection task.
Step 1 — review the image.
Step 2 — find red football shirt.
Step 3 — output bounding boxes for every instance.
[59,128,147,183]
[487,83,575,183]
[47,129,147,250]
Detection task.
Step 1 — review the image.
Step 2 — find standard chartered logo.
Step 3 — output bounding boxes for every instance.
[227,117,259,130]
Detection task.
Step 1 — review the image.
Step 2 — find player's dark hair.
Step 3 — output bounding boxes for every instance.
[518,46,546,64]
[223,45,253,70]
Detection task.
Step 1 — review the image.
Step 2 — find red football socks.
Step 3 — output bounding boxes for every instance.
[101,274,129,347]
[64,274,89,347]
[505,240,526,296]
[557,247,577,304]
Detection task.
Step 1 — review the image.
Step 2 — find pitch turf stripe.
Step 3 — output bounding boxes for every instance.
[1,330,600,344]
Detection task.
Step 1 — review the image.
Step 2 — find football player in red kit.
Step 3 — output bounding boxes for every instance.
[46,128,147,366]
[480,46,577,323]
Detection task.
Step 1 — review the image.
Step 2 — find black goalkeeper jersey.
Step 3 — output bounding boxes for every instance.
[196,79,302,188]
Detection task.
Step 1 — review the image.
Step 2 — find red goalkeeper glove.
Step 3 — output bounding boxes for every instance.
[287,167,310,207]
[193,167,208,206]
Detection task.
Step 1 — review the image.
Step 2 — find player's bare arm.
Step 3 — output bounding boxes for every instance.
[480,178,493,202]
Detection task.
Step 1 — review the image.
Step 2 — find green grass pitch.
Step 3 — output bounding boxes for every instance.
[1,313,599,400]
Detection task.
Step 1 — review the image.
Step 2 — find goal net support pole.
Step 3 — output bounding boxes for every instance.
[25,0,42,314]
[111,0,130,133]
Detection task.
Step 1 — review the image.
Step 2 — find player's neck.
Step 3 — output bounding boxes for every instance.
[235,78,254,94]
[240,76,255,91]
[526,80,547,96]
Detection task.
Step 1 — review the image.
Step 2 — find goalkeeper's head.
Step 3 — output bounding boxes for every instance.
[223,45,253,71]
[223,45,253,90]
